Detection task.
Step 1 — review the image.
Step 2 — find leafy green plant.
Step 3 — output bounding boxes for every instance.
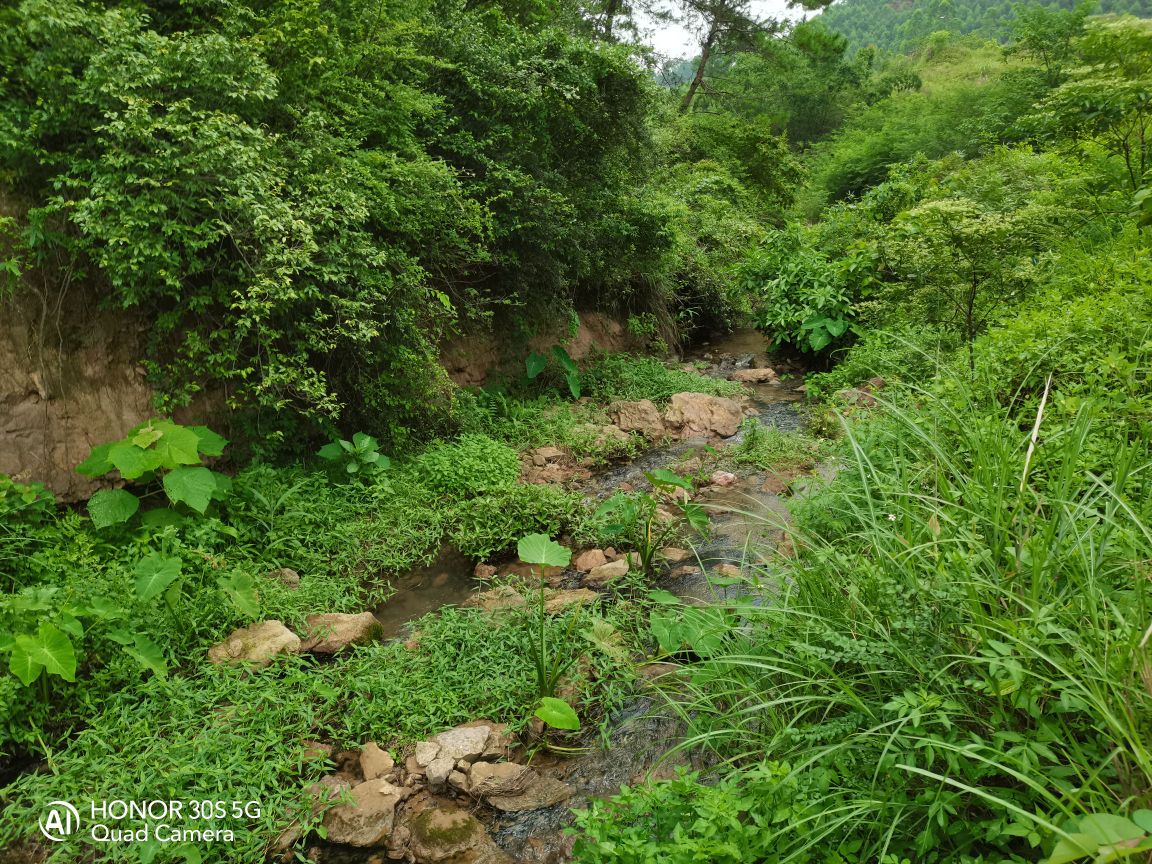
[449,484,592,560]
[517,533,580,731]
[594,471,709,576]
[318,431,391,479]
[730,419,822,471]
[526,344,583,399]
[76,420,230,528]
[415,434,521,498]
[0,475,54,524]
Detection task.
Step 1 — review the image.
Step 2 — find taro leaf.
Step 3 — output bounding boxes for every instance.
[219,571,260,618]
[11,623,76,684]
[565,371,581,400]
[189,425,228,457]
[552,345,579,375]
[125,634,168,679]
[57,613,84,638]
[150,420,202,467]
[517,533,571,568]
[76,443,114,477]
[106,628,135,646]
[681,502,710,535]
[583,619,628,661]
[535,696,580,731]
[525,351,548,380]
[108,441,159,480]
[318,442,342,461]
[1134,811,1152,834]
[1045,833,1097,864]
[134,554,182,602]
[647,469,692,492]
[88,489,140,528]
[648,589,681,605]
[1078,814,1145,845]
[649,611,682,655]
[163,466,217,513]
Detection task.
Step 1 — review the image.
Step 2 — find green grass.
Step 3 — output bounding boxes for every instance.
[581,354,744,404]
[728,419,824,471]
[574,373,1152,863]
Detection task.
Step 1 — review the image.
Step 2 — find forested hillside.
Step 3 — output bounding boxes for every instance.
[820,0,1152,50]
[3,1,1152,863]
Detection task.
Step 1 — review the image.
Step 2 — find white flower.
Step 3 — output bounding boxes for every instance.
[887,514,897,521]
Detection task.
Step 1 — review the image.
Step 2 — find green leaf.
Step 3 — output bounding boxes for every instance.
[1078,814,1145,845]
[648,589,681,605]
[517,533,571,568]
[134,554,183,602]
[565,371,581,399]
[318,442,342,461]
[647,469,692,492]
[76,443,114,477]
[525,351,548,380]
[1046,833,1096,864]
[22,626,76,686]
[139,508,186,529]
[219,572,260,618]
[150,421,202,467]
[8,640,42,685]
[552,345,578,375]
[125,634,168,679]
[1133,811,1152,834]
[681,502,710,535]
[88,489,140,528]
[210,471,233,500]
[189,426,228,457]
[108,441,159,480]
[352,432,377,452]
[131,424,163,449]
[535,696,580,730]
[163,466,217,513]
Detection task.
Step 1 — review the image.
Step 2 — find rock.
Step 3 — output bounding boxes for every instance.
[473,563,497,580]
[572,548,608,572]
[448,770,470,792]
[714,563,742,579]
[323,779,403,847]
[408,806,512,864]
[481,724,516,761]
[836,388,877,407]
[662,393,743,439]
[531,452,546,467]
[414,740,441,767]
[728,367,777,383]
[709,470,737,487]
[867,376,886,390]
[638,662,681,681]
[302,740,334,761]
[467,761,574,812]
[659,547,691,563]
[467,761,529,798]
[669,564,701,579]
[300,612,381,653]
[485,773,574,813]
[584,559,629,587]
[425,756,454,790]
[610,399,665,438]
[533,446,565,463]
[360,742,395,781]
[462,585,527,615]
[270,567,300,589]
[603,547,618,560]
[543,588,598,613]
[207,620,301,666]
[434,726,490,762]
[596,424,631,445]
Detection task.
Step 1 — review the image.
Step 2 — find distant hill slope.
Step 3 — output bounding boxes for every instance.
[818,0,1152,51]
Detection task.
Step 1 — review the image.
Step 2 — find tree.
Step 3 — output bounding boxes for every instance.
[1009,1,1092,87]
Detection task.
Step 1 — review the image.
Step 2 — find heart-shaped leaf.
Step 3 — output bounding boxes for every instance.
[525,351,548,380]
[163,466,217,513]
[134,554,182,602]
[88,489,140,528]
[189,425,228,457]
[517,533,571,568]
[535,696,580,730]
[125,634,168,679]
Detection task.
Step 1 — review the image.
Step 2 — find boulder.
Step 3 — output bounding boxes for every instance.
[207,620,301,666]
[462,585,527,615]
[572,548,608,572]
[543,588,599,614]
[659,547,691,563]
[322,779,403,847]
[728,367,776,383]
[433,725,491,762]
[360,742,395,781]
[473,563,497,580]
[467,761,529,799]
[414,740,442,767]
[408,807,512,864]
[425,756,454,791]
[662,393,743,439]
[583,559,629,587]
[533,446,565,463]
[300,612,381,653]
[467,761,573,812]
[269,567,300,589]
[609,399,665,438]
[709,470,737,487]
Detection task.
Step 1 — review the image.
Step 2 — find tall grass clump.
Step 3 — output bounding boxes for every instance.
[574,373,1152,864]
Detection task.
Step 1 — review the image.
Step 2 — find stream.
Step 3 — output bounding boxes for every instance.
[354,330,822,863]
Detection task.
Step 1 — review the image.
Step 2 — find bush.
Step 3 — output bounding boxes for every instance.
[413,434,521,498]
[450,484,594,561]
[581,355,743,404]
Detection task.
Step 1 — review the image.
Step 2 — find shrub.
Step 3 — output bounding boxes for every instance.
[449,484,593,560]
[581,354,743,404]
[414,434,521,498]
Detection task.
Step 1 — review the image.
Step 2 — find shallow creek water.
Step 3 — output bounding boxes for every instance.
[357,330,821,863]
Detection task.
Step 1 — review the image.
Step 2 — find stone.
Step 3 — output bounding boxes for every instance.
[659,547,691,563]
[473,563,497,580]
[207,620,301,667]
[426,756,455,790]
[609,399,665,438]
[485,773,574,813]
[543,588,599,613]
[408,806,512,864]
[467,761,529,798]
[448,770,470,792]
[866,376,886,390]
[300,612,381,653]
[714,563,742,579]
[414,740,441,767]
[836,388,877,407]
[360,742,395,781]
[462,585,527,614]
[572,548,608,572]
[637,662,681,681]
[709,470,737,487]
[270,567,300,589]
[434,726,491,762]
[584,559,629,587]
[728,367,777,383]
[302,740,333,761]
[662,392,743,439]
[531,452,546,467]
[534,446,565,462]
[322,779,403,847]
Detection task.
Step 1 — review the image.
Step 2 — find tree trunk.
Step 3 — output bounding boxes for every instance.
[679,24,717,114]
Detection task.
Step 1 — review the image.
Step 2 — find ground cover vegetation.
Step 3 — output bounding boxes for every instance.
[2,0,1152,861]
